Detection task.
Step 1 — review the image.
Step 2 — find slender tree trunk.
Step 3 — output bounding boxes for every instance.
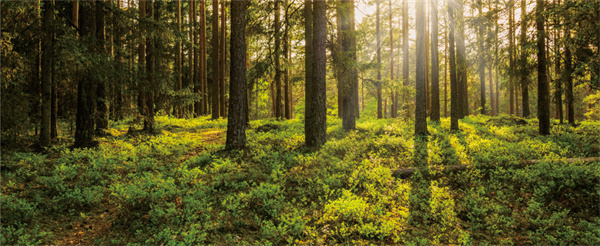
[284,0,291,119]
[449,0,459,130]
[444,23,448,117]
[565,21,574,124]
[456,0,468,118]
[144,0,155,132]
[175,0,182,117]
[495,3,499,116]
[304,0,313,134]
[74,1,97,147]
[226,0,247,150]
[520,0,530,118]
[341,0,356,130]
[478,0,486,115]
[306,0,327,148]
[96,0,109,132]
[430,0,440,121]
[192,0,200,117]
[212,0,220,119]
[73,0,79,27]
[425,5,430,116]
[219,0,226,117]
[376,0,382,119]
[554,0,563,123]
[40,0,53,147]
[200,0,207,116]
[402,0,409,117]
[275,0,283,119]
[389,0,395,118]
[509,0,515,115]
[415,0,427,135]
[537,0,549,134]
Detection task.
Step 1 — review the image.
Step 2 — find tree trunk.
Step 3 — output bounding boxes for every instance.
[520,0,530,118]
[175,0,182,117]
[565,20,574,124]
[219,0,226,118]
[554,0,562,123]
[304,0,313,128]
[415,0,427,135]
[444,24,448,117]
[96,0,109,132]
[389,0,395,118]
[211,0,220,119]
[402,0,409,118]
[306,0,327,148]
[478,0,486,115]
[448,0,459,131]
[284,0,291,120]
[275,0,283,119]
[143,0,155,133]
[456,0,468,118]
[74,1,97,148]
[40,0,53,147]
[537,0,549,134]
[509,0,515,115]
[192,0,200,117]
[430,0,440,121]
[200,0,207,116]
[341,0,357,130]
[376,0,382,119]
[226,0,248,150]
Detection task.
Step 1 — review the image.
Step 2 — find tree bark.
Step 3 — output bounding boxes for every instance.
[376,0,382,119]
[456,0,468,118]
[448,0,459,131]
[554,0,562,123]
[306,0,327,148]
[509,0,515,115]
[537,0,550,135]
[96,0,109,132]
[219,0,226,118]
[211,0,220,119]
[520,0,530,118]
[304,0,313,133]
[430,0,440,122]
[284,0,292,120]
[143,0,155,133]
[390,0,396,119]
[275,0,283,119]
[200,0,207,116]
[478,0,486,115]
[40,0,53,147]
[341,0,357,130]
[74,1,97,148]
[402,0,409,118]
[415,0,427,135]
[226,0,247,150]
[564,13,574,125]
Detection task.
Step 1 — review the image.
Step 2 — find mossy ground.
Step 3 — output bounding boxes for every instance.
[2,115,599,245]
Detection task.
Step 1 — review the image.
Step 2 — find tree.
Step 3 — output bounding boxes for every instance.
[456,0,468,118]
[143,0,155,132]
[448,0,459,131]
[40,0,54,147]
[402,0,409,117]
[275,0,283,119]
[304,0,313,132]
[537,0,550,134]
[554,0,563,123]
[305,0,327,148]
[200,0,207,115]
[175,0,182,117]
[376,0,382,119]
[284,0,292,120]
[478,0,486,115]
[564,10,574,125]
[430,0,440,121]
[389,0,396,119]
[96,0,109,132]
[211,0,220,119]
[219,0,226,117]
[226,0,248,150]
[509,0,515,115]
[415,0,427,135]
[520,0,530,118]
[341,0,357,130]
[74,1,97,147]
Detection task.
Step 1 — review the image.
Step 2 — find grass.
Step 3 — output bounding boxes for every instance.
[1,115,599,245]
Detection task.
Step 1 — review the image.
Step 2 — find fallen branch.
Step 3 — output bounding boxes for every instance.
[392,157,600,179]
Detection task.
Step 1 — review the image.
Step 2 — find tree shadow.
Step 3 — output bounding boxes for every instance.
[408,134,432,238]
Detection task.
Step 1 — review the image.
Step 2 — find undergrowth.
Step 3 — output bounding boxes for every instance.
[1,115,599,245]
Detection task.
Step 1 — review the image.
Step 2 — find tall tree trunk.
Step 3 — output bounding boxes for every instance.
[430,0,440,121]
[304,0,313,128]
[520,0,530,118]
[444,23,448,117]
[275,0,283,119]
[200,0,207,116]
[175,0,182,117]
[192,0,200,117]
[143,0,155,132]
[284,0,291,119]
[415,0,427,135]
[211,0,220,119]
[226,0,247,150]
[402,0,409,117]
[509,0,515,115]
[459,0,468,118]
[341,0,357,130]
[554,0,562,123]
[564,19,574,124]
[40,0,53,147]
[96,0,109,132]
[73,0,79,27]
[495,1,499,116]
[478,0,486,115]
[74,1,97,147]
[389,0,396,118]
[306,0,327,148]
[219,0,226,117]
[449,0,459,130]
[376,0,382,119]
[537,0,549,134]
[425,4,430,116]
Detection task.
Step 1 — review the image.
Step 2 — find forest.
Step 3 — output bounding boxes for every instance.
[1,0,599,244]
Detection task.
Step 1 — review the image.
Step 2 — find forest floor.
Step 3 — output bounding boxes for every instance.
[1,115,599,245]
